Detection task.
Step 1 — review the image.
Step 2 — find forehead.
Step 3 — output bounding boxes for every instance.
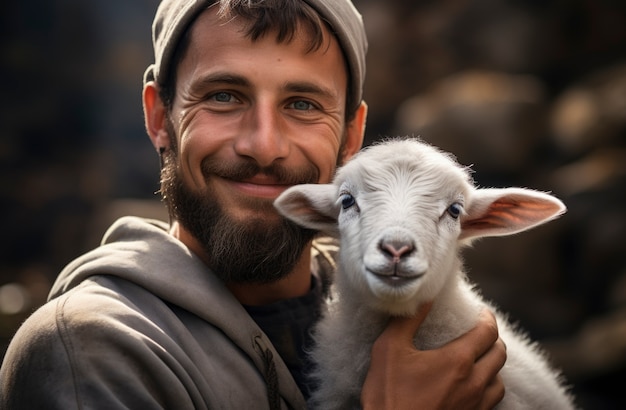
[183,7,346,72]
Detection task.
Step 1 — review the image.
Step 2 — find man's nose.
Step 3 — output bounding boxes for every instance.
[234,102,290,167]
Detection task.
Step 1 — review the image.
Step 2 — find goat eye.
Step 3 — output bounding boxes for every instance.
[447,203,463,219]
[340,193,356,210]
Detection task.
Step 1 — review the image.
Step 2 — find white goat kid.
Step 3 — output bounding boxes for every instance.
[274,138,575,409]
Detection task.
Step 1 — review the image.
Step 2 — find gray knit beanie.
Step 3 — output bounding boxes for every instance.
[143,0,368,110]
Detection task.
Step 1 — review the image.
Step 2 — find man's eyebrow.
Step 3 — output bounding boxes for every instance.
[189,72,250,94]
[284,81,338,101]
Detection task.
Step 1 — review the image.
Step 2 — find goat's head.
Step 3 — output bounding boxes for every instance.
[275,139,566,315]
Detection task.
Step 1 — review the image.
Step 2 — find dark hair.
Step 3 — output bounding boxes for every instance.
[158,0,356,121]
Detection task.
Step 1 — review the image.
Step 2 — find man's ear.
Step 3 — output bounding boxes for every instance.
[143,81,170,151]
[341,101,367,163]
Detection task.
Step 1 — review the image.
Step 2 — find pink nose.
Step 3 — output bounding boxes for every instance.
[380,241,414,263]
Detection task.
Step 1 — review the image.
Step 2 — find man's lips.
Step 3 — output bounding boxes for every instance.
[220,175,293,199]
[200,158,319,200]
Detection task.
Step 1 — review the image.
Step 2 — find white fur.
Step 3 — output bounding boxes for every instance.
[275,138,576,409]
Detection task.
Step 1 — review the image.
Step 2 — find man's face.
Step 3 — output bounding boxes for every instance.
[160,8,352,283]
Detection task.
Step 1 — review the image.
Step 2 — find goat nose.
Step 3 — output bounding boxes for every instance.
[379,240,414,263]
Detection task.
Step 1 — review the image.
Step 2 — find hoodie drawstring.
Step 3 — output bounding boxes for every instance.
[255,336,281,410]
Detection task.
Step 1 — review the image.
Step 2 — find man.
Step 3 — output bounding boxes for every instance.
[0,1,506,408]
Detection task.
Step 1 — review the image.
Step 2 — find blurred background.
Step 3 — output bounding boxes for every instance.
[1,0,625,408]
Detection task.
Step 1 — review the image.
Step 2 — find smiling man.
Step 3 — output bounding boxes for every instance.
[146,5,365,303]
[0,1,506,409]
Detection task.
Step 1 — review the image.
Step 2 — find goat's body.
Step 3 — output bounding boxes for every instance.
[275,138,575,409]
[310,274,573,409]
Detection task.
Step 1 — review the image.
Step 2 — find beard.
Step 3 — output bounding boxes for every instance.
[159,143,320,285]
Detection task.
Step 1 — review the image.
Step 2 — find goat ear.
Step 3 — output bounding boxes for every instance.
[460,188,566,240]
[274,184,340,234]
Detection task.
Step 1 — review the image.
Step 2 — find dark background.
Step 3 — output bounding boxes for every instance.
[2,1,625,408]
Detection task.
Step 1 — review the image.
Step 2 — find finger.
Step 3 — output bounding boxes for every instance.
[479,374,506,410]
[449,308,499,360]
[476,337,507,380]
[384,302,433,343]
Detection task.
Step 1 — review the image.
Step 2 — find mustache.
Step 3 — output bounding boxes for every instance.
[200,158,320,186]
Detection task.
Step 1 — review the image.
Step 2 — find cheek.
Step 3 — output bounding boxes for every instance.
[298,130,344,184]
[176,114,230,185]
[312,147,341,183]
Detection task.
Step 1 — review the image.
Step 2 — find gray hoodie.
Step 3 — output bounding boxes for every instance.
[0,216,337,409]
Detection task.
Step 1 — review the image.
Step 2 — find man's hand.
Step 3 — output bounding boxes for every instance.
[361,303,506,410]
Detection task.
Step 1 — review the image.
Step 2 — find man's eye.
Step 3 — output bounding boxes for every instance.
[290,100,315,111]
[211,92,234,103]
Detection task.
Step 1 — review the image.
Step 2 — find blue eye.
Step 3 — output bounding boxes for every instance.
[288,100,317,111]
[340,193,356,210]
[447,203,463,219]
[212,92,234,103]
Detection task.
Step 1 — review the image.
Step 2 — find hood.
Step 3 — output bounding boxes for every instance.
[50,216,239,323]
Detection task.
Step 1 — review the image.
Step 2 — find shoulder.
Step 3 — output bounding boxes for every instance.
[2,279,152,376]
[0,296,77,408]
[46,276,175,356]
[1,278,186,409]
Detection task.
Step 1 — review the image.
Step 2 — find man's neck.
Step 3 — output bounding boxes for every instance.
[226,249,312,305]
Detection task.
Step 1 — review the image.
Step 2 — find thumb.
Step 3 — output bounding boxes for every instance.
[385,302,433,343]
